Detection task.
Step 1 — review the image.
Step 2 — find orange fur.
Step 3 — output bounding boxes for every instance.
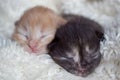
[12,6,66,54]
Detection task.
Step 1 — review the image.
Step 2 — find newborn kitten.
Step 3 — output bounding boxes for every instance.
[12,6,66,54]
[47,14,104,77]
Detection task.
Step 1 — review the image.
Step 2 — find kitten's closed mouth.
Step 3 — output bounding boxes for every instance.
[71,68,91,77]
[78,68,91,77]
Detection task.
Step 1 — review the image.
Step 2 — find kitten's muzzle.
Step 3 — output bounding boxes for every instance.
[27,40,39,53]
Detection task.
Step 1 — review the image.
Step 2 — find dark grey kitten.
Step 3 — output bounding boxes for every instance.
[47,14,104,77]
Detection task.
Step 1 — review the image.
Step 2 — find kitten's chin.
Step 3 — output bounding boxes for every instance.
[36,49,48,55]
[68,68,91,77]
[72,70,90,77]
[31,47,47,55]
[77,71,90,77]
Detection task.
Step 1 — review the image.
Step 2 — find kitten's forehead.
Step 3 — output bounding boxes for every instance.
[32,26,42,39]
[23,25,41,40]
[28,25,55,40]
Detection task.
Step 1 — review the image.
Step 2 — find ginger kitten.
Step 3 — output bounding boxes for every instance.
[12,6,66,54]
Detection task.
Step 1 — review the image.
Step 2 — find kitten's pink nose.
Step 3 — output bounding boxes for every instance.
[29,41,37,48]
[28,41,38,53]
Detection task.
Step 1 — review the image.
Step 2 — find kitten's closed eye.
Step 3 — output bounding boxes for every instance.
[41,34,54,42]
[53,56,69,61]
[90,51,101,59]
[85,45,100,58]
[18,28,27,36]
[41,35,46,38]
[16,28,28,40]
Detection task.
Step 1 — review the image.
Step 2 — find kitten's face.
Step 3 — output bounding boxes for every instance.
[48,16,104,77]
[50,45,101,77]
[12,6,66,54]
[49,43,101,77]
[13,23,55,54]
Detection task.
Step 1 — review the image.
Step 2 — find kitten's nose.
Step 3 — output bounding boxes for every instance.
[81,60,88,67]
[28,41,39,53]
[28,40,38,48]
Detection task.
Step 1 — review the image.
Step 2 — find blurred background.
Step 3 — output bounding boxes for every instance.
[0,0,120,39]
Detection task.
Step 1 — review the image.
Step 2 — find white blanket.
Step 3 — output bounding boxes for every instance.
[0,0,120,80]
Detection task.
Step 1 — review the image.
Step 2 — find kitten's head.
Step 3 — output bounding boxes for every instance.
[48,15,104,77]
[12,6,66,54]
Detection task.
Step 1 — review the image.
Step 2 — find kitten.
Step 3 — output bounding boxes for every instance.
[47,14,104,77]
[12,6,66,54]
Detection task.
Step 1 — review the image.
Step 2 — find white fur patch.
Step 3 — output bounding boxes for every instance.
[67,48,80,62]
[59,57,68,60]
[85,45,96,54]
[73,48,80,62]
[85,45,91,53]
[33,26,42,39]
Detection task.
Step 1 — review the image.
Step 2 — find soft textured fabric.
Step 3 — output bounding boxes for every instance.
[0,0,120,80]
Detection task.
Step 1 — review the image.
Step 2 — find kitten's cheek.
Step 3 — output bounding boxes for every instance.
[41,35,54,44]
[37,46,47,54]
[22,44,33,53]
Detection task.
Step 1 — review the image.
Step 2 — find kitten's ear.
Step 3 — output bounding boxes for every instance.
[49,11,67,27]
[47,37,59,50]
[55,16,67,26]
[95,27,105,41]
[58,17,67,26]
[15,20,20,27]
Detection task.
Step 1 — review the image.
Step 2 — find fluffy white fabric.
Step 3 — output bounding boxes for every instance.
[0,0,120,80]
